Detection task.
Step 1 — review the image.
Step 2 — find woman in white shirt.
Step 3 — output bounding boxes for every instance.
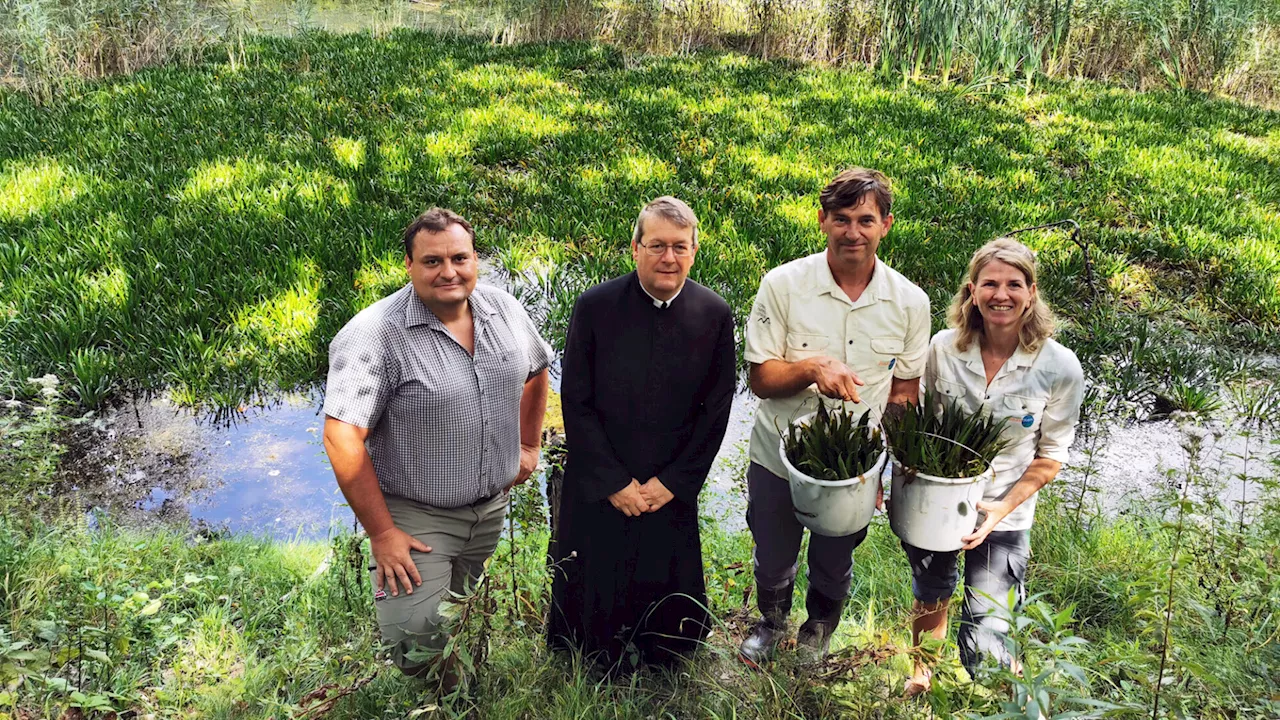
[902,238,1084,695]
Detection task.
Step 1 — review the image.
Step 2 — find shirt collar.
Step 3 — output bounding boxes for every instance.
[816,255,887,308]
[403,283,494,329]
[637,275,682,309]
[958,335,1039,378]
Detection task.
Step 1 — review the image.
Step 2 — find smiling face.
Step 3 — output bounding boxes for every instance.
[631,215,697,301]
[404,223,477,311]
[818,194,893,274]
[970,259,1036,332]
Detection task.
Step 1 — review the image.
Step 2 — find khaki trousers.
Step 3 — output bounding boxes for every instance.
[371,491,508,674]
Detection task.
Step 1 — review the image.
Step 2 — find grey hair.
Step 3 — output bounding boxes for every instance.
[631,196,699,247]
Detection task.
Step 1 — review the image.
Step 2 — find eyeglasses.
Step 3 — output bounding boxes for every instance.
[638,241,694,257]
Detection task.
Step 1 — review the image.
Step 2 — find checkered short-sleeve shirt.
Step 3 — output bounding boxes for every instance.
[323,283,553,507]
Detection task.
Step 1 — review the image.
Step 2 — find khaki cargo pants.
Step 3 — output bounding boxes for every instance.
[371,491,508,675]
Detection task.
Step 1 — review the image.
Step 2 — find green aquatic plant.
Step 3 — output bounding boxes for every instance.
[883,389,1009,478]
[783,403,883,482]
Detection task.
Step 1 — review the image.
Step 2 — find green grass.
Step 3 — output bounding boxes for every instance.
[1,478,1277,719]
[2,31,1279,411]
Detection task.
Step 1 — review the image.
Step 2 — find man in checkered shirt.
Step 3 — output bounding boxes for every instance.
[323,207,551,686]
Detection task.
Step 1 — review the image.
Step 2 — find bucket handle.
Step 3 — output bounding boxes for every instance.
[773,394,883,438]
[889,430,989,483]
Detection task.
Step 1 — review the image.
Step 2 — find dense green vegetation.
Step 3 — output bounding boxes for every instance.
[2,32,1279,412]
[1,393,1277,718]
[2,27,1279,720]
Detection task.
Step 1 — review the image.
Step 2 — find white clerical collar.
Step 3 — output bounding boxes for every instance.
[639,278,682,309]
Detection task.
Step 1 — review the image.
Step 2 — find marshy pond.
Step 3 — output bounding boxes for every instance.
[55,383,1270,540]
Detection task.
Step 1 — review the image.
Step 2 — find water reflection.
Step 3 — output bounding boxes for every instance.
[64,385,755,539]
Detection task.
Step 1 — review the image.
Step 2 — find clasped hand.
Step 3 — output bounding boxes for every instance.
[608,477,674,516]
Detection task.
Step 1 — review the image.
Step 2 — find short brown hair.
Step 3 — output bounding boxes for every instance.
[819,168,892,218]
[402,207,475,258]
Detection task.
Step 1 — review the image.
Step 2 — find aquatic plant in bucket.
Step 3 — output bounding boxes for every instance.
[883,390,1009,551]
[779,404,887,537]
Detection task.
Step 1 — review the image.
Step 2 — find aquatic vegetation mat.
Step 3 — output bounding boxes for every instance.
[1,33,1278,411]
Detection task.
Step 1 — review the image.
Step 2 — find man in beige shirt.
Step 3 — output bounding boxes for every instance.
[739,168,930,665]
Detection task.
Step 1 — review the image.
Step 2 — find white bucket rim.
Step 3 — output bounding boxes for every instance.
[779,441,887,488]
[889,454,994,486]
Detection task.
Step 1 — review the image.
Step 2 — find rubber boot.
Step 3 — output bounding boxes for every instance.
[738,582,794,668]
[796,586,846,662]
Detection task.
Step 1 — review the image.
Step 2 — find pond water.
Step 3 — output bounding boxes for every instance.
[56,377,1273,542]
[59,386,755,539]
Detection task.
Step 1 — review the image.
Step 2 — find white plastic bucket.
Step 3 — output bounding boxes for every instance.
[778,416,887,538]
[887,457,994,552]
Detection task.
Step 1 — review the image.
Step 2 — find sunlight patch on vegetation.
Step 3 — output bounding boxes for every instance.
[453,63,573,99]
[612,151,676,185]
[353,254,407,305]
[78,264,130,311]
[328,136,366,170]
[234,259,322,353]
[0,159,89,221]
[180,160,354,211]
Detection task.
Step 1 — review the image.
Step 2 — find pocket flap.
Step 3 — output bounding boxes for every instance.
[786,333,829,351]
[1004,395,1047,413]
[935,377,967,398]
[871,337,904,354]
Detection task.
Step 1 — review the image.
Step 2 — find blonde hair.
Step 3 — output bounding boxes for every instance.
[947,237,1056,353]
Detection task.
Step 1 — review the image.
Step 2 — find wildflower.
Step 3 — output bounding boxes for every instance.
[2,399,21,409]
[26,374,59,390]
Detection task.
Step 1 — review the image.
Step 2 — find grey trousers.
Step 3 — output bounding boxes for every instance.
[371,491,508,674]
[900,529,1030,675]
[746,462,868,600]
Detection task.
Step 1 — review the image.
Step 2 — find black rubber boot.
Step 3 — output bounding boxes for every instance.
[796,587,846,662]
[738,582,794,668]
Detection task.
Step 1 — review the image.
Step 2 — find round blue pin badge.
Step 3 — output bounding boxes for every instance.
[1021,414,1034,428]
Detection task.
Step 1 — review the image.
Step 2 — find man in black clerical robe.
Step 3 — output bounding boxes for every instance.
[548,196,736,671]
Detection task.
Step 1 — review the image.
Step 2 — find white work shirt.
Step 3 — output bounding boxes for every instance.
[923,328,1084,531]
[745,253,931,478]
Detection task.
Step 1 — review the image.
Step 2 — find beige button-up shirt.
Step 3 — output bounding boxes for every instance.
[744,253,931,478]
[924,328,1084,531]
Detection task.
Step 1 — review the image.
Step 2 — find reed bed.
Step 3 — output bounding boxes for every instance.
[3,0,1280,102]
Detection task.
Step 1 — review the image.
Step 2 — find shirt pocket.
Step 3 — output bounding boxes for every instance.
[850,336,904,383]
[785,332,830,362]
[1003,394,1048,435]
[933,376,976,414]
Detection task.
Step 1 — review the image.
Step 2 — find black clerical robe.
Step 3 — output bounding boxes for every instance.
[548,272,735,669]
